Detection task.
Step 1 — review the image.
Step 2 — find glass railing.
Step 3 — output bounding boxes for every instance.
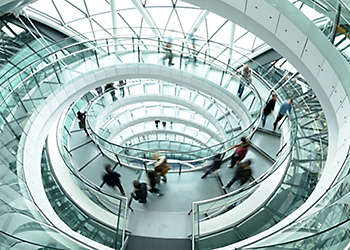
[56,97,129,249]
[191,61,328,248]
[84,78,260,165]
[0,27,327,249]
[41,147,127,249]
[243,152,350,249]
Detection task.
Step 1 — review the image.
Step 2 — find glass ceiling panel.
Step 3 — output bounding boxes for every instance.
[144,0,173,7]
[164,10,185,37]
[53,0,85,24]
[85,0,110,16]
[66,0,86,13]
[147,8,173,33]
[118,9,144,30]
[30,1,62,22]
[176,8,202,33]
[26,0,270,69]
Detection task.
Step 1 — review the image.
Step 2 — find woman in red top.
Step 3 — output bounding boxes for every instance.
[228,137,250,168]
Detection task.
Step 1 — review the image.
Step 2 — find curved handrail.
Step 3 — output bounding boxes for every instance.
[84,77,262,159]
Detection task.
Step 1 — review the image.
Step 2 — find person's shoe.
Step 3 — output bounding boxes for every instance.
[169,63,174,66]
[201,175,206,179]
[121,192,126,196]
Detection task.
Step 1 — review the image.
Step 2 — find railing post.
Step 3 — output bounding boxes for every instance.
[192,202,195,250]
[115,153,121,165]
[142,154,148,172]
[179,163,182,176]
[180,41,184,69]
[94,49,100,68]
[114,199,122,250]
[196,203,200,246]
[106,39,110,55]
[137,45,141,63]
[158,37,160,53]
[132,37,135,52]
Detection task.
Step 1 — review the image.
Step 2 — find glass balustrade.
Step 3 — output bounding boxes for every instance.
[0,26,329,249]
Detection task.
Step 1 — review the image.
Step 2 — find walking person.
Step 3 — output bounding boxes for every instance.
[155,120,160,129]
[147,170,162,195]
[153,154,171,183]
[262,93,277,127]
[105,82,117,101]
[131,180,148,203]
[103,164,126,196]
[201,154,223,179]
[162,37,174,66]
[237,64,252,98]
[188,29,197,63]
[225,159,253,189]
[273,98,293,131]
[77,111,88,136]
[118,80,126,98]
[228,136,250,169]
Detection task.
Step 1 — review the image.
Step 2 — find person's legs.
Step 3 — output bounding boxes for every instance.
[262,113,267,127]
[201,166,214,179]
[168,50,174,65]
[237,82,244,98]
[161,174,167,183]
[229,154,240,168]
[273,113,284,131]
[116,182,126,196]
[225,175,239,188]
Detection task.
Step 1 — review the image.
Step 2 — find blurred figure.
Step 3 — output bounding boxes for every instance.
[273,98,293,131]
[188,28,197,63]
[77,111,88,135]
[103,164,125,196]
[153,153,171,183]
[105,82,117,101]
[162,121,166,128]
[147,170,161,195]
[162,37,174,66]
[201,154,223,179]
[262,93,277,127]
[155,120,160,129]
[118,80,126,97]
[228,137,250,169]
[131,180,148,203]
[95,86,103,96]
[225,159,252,189]
[237,64,252,98]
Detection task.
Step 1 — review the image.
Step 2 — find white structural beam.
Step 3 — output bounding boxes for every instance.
[229,23,236,63]
[131,0,163,39]
[110,0,118,50]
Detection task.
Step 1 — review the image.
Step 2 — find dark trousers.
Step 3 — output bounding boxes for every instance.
[201,166,219,179]
[273,112,284,130]
[226,175,249,188]
[237,82,245,98]
[226,175,240,188]
[262,113,267,127]
[115,182,125,195]
[229,153,240,168]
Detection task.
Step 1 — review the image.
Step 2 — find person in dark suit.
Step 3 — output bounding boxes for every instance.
[103,164,125,196]
[262,93,277,127]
